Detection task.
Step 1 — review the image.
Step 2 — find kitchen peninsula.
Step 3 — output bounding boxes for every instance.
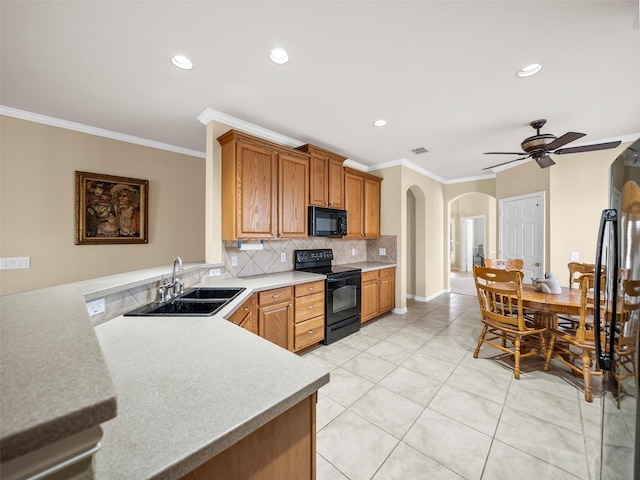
[0,265,330,479]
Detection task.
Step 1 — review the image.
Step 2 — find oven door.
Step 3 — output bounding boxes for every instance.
[326,272,361,325]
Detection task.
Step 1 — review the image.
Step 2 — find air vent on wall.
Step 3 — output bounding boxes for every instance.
[411,147,428,154]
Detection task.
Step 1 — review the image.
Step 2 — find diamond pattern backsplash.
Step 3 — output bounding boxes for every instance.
[222,235,397,278]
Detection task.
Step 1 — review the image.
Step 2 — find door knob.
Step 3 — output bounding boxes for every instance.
[534,262,540,267]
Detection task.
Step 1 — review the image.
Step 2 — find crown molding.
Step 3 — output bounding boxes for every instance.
[0,106,205,158]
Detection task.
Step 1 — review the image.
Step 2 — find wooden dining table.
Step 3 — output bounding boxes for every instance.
[519,284,584,327]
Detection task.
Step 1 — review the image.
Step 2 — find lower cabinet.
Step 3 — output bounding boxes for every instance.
[293,280,325,351]
[361,267,396,324]
[227,281,326,352]
[227,293,258,334]
[258,286,293,351]
[180,393,317,480]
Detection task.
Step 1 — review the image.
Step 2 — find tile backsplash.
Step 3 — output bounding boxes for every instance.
[222,235,397,278]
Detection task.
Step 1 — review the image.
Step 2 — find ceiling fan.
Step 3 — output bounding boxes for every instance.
[483,119,621,170]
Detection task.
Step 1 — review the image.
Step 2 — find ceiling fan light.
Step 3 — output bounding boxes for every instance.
[269,48,290,64]
[518,63,542,77]
[171,55,194,70]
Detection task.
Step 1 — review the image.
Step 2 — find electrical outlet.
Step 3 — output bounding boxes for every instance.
[231,256,238,267]
[86,298,106,316]
[209,268,221,277]
[570,251,580,261]
[280,252,286,263]
[351,248,356,256]
[379,248,386,256]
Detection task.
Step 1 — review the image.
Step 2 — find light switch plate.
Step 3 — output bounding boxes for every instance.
[570,251,580,261]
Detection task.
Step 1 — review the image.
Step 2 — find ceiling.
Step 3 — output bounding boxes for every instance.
[2,1,639,182]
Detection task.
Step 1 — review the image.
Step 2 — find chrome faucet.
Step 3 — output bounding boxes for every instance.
[158,256,184,302]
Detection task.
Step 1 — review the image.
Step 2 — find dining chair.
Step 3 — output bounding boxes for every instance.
[613,279,639,407]
[543,273,603,402]
[473,265,547,379]
[568,262,596,289]
[484,258,524,270]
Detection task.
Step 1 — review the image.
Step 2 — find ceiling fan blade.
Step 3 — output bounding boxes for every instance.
[535,155,556,168]
[483,151,527,155]
[482,157,529,170]
[553,140,622,155]
[545,132,586,151]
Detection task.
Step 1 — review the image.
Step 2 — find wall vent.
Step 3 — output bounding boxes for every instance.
[411,147,428,154]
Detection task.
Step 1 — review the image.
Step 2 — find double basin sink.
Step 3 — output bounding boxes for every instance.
[124,287,245,317]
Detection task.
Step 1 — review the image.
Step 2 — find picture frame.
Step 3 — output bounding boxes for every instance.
[75,171,149,245]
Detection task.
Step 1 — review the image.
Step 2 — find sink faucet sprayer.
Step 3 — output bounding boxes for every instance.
[158,256,184,302]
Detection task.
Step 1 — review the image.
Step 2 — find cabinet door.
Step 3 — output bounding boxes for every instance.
[228,294,258,334]
[278,153,309,238]
[259,301,293,350]
[379,269,395,314]
[344,172,364,239]
[238,142,278,238]
[361,279,379,323]
[363,176,381,239]
[327,157,345,209]
[308,153,328,207]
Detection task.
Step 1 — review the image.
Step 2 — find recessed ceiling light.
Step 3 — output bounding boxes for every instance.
[269,48,290,64]
[518,63,542,77]
[373,119,387,127]
[171,55,194,70]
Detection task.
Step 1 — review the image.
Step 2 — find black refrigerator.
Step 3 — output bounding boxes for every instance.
[594,138,640,479]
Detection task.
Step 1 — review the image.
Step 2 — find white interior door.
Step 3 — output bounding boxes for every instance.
[499,192,545,282]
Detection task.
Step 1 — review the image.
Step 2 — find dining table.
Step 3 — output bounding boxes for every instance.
[519,284,585,328]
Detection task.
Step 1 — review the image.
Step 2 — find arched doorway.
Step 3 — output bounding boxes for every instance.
[448,192,496,295]
[406,185,427,301]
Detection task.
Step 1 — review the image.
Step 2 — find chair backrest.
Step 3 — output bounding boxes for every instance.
[473,265,526,330]
[568,262,596,289]
[483,258,524,270]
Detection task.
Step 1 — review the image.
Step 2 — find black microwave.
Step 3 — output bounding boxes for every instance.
[308,206,347,237]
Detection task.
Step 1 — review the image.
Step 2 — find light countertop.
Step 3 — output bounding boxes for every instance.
[1,267,330,478]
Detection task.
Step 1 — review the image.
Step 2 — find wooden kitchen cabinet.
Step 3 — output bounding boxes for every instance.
[344,167,382,239]
[227,294,258,335]
[293,280,325,351]
[296,144,346,209]
[258,286,293,350]
[361,267,395,324]
[181,393,317,480]
[218,130,309,240]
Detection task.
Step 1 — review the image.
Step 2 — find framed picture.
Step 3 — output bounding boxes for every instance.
[75,171,149,245]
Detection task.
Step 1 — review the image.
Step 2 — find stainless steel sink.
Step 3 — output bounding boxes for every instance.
[124,287,245,317]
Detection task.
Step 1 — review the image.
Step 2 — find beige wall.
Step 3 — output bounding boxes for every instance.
[548,143,631,285]
[0,116,206,295]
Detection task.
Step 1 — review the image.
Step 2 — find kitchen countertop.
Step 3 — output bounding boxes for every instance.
[340,261,397,272]
[1,267,330,479]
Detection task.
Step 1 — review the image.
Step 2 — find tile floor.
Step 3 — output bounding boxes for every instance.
[303,292,603,480]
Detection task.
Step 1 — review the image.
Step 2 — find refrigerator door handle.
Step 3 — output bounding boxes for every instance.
[594,208,618,372]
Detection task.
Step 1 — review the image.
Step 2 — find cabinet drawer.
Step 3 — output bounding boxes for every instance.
[294,280,325,297]
[380,267,395,279]
[294,316,325,351]
[228,296,254,325]
[259,286,292,306]
[295,292,325,323]
[362,270,379,282]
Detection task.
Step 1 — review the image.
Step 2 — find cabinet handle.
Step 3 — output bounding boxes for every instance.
[308,287,314,291]
[307,305,314,309]
[361,233,365,237]
[272,293,281,298]
[244,306,250,311]
[307,330,314,334]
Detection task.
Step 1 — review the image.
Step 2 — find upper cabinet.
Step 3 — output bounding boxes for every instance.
[218,130,309,240]
[344,167,382,239]
[296,144,346,210]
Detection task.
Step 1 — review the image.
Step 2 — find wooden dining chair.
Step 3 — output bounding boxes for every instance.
[568,262,596,289]
[484,258,524,270]
[613,279,639,407]
[473,265,547,379]
[544,273,603,402]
